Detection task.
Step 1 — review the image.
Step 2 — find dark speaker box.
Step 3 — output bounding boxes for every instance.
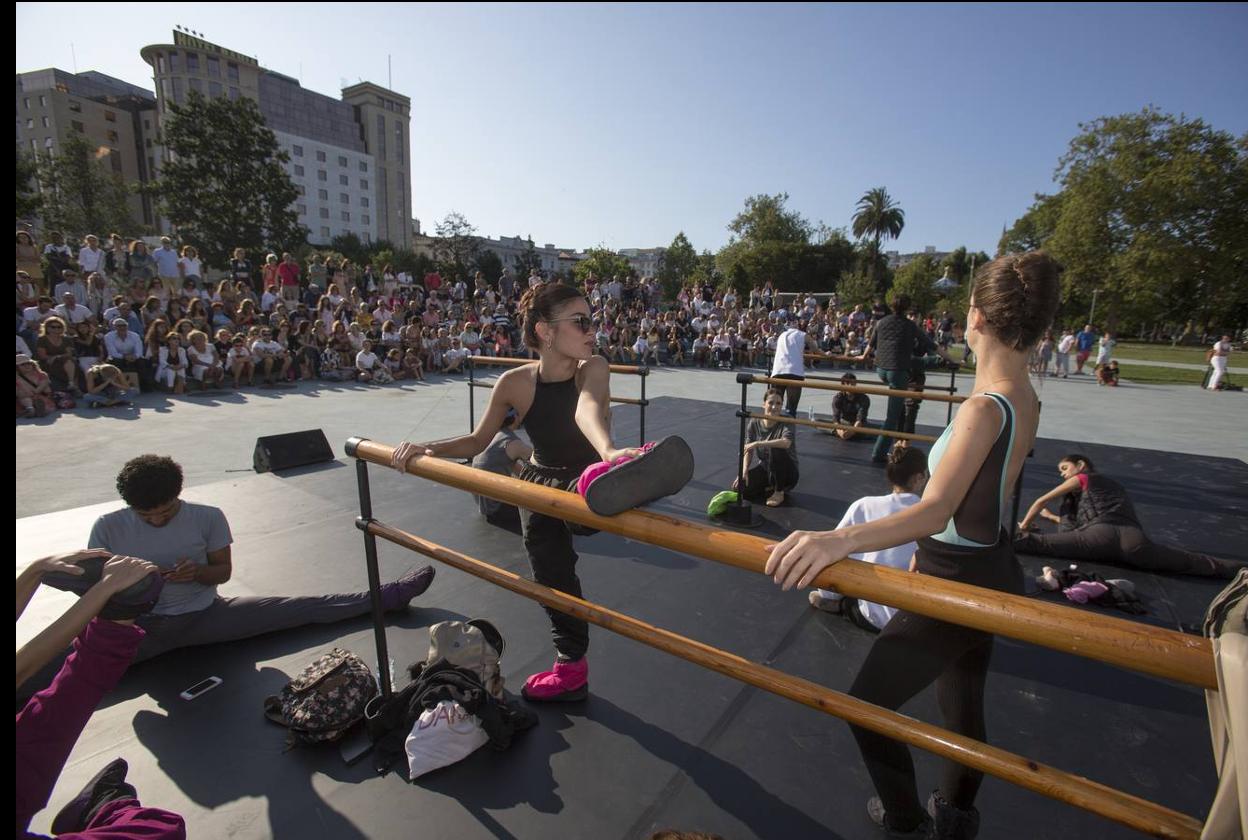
[253,429,334,473]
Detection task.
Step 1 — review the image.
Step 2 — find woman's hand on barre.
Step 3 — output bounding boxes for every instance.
[392,441,436,471]
[764,529,853,590]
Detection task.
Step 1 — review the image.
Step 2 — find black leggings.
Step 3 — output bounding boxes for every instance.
[1015,524,1237,578]
[848,611,993,829]
[771,373,804,415]
[740,457,799,501]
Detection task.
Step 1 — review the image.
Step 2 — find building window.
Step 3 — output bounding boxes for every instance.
[340,193,349,204]
[360,179,369,191]
[338,155,347,167]
[41,116,50,128]
[23,97,30,109]
[71,121,85,133]
[293,145,303,157]
[156,55,166,74]
[172,77,185,104]
[339,174,349,186]
[169,51,180,72]
[385,99,394,112]
[189,78,203,95]
[68,100,82,113]
[363,214,371,225]
[316,150,326,162]
[362,231,371,243]
[361,196,369,207]
[148,155,155,171]
[144,119,151,130]
[44,137,54,149]
[208,81,222,98]
[207,55,220,77]
[109,150,122,174]
[104,110,117,123]
[294,164,305,176]
[186,52,199,72]
[228,62,239,82]
[30,139,37,152]
[297,204,307,216]
[317,189,328,200]
[359,161,368,172]
[106,130,119,143]
[319,208,329,219]
[317,170,327,181]
[341,211,350,222]
[295,184,305,196]
[229,87,240,100]
[396,123,404,163]
[376,115,386,158]
[39,95,47,107]
[320,227,330,239]
[25,118,33,129]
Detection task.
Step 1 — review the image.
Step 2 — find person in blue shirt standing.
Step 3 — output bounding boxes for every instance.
[1074,323,1098,374]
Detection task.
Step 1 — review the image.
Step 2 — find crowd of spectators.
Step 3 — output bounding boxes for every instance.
[17,231,971,420]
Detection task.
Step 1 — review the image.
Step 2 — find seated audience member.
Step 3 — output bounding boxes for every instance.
[24,296,58,334]
[186,330,225,388]
[356,339,392,384]
[55,292,95,326]
[17,550,186,839]
[809,446,928,630]
[401,348,425,381]
[831,373,871,440]
[36,316,80,394]
[19,456,436,698]
[84,363,136,408]
[16,354,56,418]
[250,328,291,386]
[155,333,188,394]
[72,321,106,376]
[1017,454,1241,578]
[443,337,470,374]
[226,334,255,387]
[104,318,148,388]
[470,409,534,528]
[734,388,799,507]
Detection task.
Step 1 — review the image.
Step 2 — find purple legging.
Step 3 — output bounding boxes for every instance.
[16,619,185,839]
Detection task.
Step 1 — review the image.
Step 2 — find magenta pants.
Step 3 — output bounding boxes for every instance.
[16,619,186,839]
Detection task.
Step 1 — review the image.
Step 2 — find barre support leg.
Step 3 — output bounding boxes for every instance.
[354,458,393,699]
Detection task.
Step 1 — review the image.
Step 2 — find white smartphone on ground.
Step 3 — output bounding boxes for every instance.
[180,676,223,700]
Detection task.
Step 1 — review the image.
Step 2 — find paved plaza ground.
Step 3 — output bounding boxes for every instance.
[14,362,1247,519]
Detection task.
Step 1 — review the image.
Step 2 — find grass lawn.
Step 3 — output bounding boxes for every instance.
[1112,342,1212,365]
[1116,364,1209,386]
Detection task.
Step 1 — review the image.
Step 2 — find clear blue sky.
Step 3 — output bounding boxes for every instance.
[16,3,1248,255]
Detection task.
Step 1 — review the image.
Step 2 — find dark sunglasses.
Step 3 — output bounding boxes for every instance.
[546,315,594,334]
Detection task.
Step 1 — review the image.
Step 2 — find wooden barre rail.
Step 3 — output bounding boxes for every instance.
[746,373,967,405]
[740,411,939,444]
[469,355,648,376]
[361,518,1202,840]
[346,438,1216,690]
[466,379,646,406]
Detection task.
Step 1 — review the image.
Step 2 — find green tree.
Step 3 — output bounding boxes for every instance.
[998,194,1064,256]
[16,146,41,220]
[330,232,369,265]
[573,247,633,285]
[150,92,303,268]
[432,211,481,282]
[836,269,876,308]
[658,231,698,299]
[512,236,542,279]
[889,255,940,315]
[851,187,906,293]
[474,248,503,282]
[34,133,135,238]
[727,193,811,246]
[1042,109,1248,331]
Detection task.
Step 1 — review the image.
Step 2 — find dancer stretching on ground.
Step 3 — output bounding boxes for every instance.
[392,283,692,702]
[734,388,799,507]
[1016,454,1240,578]
[765,252,1061,838]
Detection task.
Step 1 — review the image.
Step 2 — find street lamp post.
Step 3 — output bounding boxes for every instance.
[1089,289,1101,325]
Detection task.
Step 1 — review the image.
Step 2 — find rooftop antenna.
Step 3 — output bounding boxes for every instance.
[388,54,392,89]
[70,42,78,74]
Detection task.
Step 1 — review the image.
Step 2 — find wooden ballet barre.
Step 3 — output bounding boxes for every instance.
[745,373,967,405]
[468,355,649,376]
[345,438,1217,691]
[739,411,938,444]
[466,379,646,406]
[360,518,1202,840]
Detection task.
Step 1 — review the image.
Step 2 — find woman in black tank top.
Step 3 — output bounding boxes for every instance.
[391,283,642,702]
[765,253,1062,836]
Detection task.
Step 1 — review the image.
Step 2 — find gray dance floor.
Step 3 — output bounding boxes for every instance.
[16,396,1244,839]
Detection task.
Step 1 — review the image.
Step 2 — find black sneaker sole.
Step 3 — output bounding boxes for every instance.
[583,436,694,517]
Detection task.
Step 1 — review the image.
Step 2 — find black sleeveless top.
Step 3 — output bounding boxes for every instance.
[522,375,599,472]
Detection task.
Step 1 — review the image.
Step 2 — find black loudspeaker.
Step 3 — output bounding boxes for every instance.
[253,429,334,473]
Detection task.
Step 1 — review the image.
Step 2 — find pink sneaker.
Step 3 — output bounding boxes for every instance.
[521,657,589,702]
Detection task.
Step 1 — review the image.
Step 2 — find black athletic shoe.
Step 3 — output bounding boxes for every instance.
[583,436,695,517]
[868,796,933,837]
[50,757,137,834]
[927,790,980,839]
[41,558,164,621]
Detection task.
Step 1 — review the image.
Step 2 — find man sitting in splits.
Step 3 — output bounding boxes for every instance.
[20,454,435,696]
[831,373,871,440]
[1016,454,1241,578]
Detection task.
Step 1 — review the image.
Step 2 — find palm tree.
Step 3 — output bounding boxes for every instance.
[851,187,905,293]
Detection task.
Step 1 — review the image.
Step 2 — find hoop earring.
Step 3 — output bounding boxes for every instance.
[545,339,553,351]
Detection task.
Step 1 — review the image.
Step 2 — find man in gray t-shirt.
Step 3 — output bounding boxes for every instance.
[79,455,436,665]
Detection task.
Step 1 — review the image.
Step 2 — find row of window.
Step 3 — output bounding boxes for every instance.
[316,227,370,243]
[289,145,369,173]
[290,166,371,193]
[296,205,372,225]
[154,51,241,83]
[291,184,371,207]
